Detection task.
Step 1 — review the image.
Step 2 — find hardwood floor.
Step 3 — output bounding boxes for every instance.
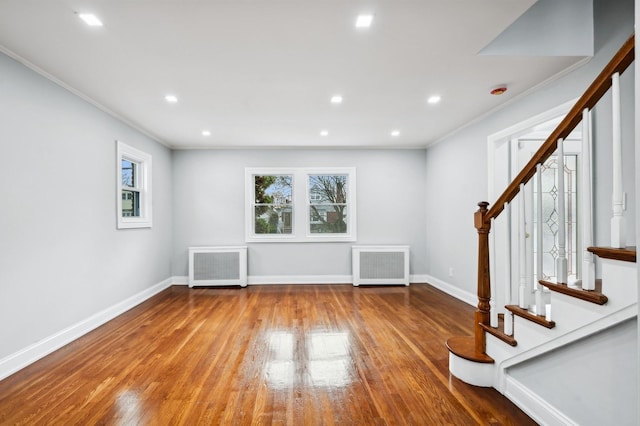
[0,284,535,425]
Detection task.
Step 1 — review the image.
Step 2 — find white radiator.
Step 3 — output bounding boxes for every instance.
[352,245,410,286]
[188,246,248,287]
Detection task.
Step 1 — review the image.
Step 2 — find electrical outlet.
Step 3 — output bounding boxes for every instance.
[449,267,454,277]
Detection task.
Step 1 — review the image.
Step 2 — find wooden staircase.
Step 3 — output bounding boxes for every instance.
[445,33,636,395]
[450,247,636,365]
[488,247,634,336]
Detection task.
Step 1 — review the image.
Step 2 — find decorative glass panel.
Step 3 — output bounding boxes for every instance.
[533,155,578,282]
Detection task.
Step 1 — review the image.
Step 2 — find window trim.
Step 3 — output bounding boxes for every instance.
[245,167,356,242]
[117,141,152,229]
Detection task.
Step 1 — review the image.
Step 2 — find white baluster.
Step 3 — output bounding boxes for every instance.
[490,217,498,328]
[504,202,513,335]
[582,108,596,290]
[556,138,568,284]
[611,72,626,248]
[519,184,527,308]
[535,164,545,315]
[526,180,534,305]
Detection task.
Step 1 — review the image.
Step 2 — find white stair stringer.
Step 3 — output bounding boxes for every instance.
[452,258,637,391]
[479,258,637,423]
[487,258,637,375]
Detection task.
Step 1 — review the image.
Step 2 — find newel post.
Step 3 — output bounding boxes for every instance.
[474,201,491,354]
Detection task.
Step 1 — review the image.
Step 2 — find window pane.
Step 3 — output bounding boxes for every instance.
[122,190,140,217]
[254,175,292,204]
[253,175,293,235]
[122,159,136,188]
[308,175,347,204]
[309,205,347,234]
[255,205,293,234]
[308,175,348,234]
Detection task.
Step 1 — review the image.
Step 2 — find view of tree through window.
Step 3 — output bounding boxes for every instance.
[308,175,348,234]
[253,175,293,234]
[117,141,152,229]
[246,167,355,242]
[121,159,140,217]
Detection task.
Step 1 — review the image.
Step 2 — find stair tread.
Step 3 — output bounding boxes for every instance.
[505,305,556,329]
[587,246,636,262]
[539,279,608,305]
[445,336,494,363]
[479,314,517,346]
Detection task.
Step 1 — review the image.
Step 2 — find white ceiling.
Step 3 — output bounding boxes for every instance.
[0,0,587,149]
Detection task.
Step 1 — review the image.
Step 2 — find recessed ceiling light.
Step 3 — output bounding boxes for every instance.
[77,13,103,27]
[202,130,211,136]
[320,130,329,136]
[165,94,178,103]
[391,130,400,137]
[355,14,374,28]
[330,95,343,104]
[427,95,441,104]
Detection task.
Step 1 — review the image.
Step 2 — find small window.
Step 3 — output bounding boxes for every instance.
[117,141,152,228]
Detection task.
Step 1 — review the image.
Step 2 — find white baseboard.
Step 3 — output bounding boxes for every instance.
[249,275,353,285]
[174,275,353,286]
[504,375,578,426]
[425,274,476,306]
[175,274,430,286]
[410,274,429,283]
[0,277,173,382]
[172,275,189,285]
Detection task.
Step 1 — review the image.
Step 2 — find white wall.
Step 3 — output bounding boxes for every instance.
[508,318,638,425]
[424,0,635,299]
[172,149,427,280]
[0,53,173,367]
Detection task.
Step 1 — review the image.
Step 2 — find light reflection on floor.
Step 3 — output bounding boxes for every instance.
[116,389,142,424]
[265,331,353,389]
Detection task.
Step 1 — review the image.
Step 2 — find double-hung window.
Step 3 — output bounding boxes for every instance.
[308,174,349,235]
[252,173,294,236]
[117,141,152,229]
[246,167,356,242]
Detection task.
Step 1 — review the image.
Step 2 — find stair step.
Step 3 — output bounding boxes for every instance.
[539,279,608,305]
[505,305,556,329]
[587,246,636,262]
[445,336,494,363]
[479,314,517,346]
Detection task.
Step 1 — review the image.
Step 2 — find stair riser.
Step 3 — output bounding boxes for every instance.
[600,259,637,303]
[484,259,637,375]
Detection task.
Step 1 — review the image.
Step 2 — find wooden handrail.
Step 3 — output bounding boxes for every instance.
[458,35,637,362]
[486,34,635,221]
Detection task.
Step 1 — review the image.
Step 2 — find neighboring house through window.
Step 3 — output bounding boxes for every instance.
[246,167,356,242]
[117,141,152,229]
